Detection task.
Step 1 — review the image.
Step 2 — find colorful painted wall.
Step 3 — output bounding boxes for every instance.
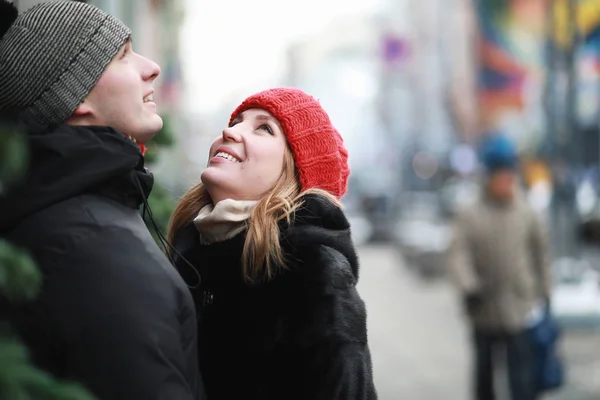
[475,0,547,149]
[570,0,600,126]
[475,0,600,150]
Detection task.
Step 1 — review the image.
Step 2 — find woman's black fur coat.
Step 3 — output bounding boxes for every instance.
[172,194,377,400]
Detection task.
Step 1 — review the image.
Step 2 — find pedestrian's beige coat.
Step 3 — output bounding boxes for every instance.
[448,194,551,332]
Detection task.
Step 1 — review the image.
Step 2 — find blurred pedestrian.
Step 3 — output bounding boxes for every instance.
[448,134,551,400]
[168,88,377,400]
[0,1,205,399]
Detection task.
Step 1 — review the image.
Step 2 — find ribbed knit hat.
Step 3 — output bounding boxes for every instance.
[230,88,350,198]
[480,134,518,172]
[0,0,131,129]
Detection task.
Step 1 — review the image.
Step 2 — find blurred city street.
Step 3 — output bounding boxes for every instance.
[357,244,469,399]
[357,244,600,400]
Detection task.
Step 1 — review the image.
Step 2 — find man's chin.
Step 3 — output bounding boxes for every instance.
[136,118,164,144]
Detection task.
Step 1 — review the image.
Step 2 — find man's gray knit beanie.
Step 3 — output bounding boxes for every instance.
[0,0,131,129]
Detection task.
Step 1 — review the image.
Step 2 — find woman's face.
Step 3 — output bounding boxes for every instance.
[201,108,288,204]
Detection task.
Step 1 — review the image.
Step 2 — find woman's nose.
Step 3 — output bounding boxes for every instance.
[222,126,242,142]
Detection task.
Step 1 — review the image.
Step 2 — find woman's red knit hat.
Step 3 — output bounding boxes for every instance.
[229,88,350,198]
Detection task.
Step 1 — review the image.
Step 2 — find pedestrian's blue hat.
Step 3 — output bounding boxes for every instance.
[479,134,518,172]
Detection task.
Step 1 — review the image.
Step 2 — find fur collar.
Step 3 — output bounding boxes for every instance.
[172,193,359,285]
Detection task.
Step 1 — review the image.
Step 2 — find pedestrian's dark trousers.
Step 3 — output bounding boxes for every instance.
[472,329,537,400]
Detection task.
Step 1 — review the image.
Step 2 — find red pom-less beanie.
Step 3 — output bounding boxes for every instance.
[229,88,350,198]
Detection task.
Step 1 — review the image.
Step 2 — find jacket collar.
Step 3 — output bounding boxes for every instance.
[0,124,151,232]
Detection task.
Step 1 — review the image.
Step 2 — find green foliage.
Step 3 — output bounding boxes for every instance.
[0,241,40,302]
[144,114,177,244]
[0,336,96,400]
[144,114,175,164]
[146,183,177,245]
[0,125,28,195]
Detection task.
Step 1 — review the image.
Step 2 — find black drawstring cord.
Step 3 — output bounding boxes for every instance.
[135,175,201,289]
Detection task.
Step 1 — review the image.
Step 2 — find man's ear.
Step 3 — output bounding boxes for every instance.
[71,101,94,118]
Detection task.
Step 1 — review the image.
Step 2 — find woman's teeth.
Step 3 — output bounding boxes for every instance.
[215,152,241,163]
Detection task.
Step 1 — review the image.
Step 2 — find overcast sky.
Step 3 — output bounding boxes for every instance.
[180,0,381,114]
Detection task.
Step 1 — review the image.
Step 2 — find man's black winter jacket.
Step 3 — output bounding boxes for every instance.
[0,125,205,400]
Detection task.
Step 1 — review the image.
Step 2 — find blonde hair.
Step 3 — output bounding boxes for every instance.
[167,147,340,284]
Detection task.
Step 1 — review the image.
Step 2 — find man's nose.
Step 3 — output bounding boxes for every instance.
[142,57,161,81]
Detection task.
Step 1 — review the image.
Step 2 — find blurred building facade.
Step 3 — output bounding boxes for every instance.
[280,0,470,242]
[285,16,383,191]
[13,0,44,12]
[284,0,471,184]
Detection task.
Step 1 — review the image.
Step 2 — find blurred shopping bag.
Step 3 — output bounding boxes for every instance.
[528,305,565,393]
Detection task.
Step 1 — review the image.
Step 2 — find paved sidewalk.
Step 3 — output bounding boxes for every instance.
[357,245,469,399]
[357,244,600,400]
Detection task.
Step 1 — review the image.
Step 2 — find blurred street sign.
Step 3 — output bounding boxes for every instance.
[382,34,410,68]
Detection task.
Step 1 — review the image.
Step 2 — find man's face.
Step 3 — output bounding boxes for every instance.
[74,40,163,143]
[488,169,516,201]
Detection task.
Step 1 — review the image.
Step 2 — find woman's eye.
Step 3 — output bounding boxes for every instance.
[258,124,273,135]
